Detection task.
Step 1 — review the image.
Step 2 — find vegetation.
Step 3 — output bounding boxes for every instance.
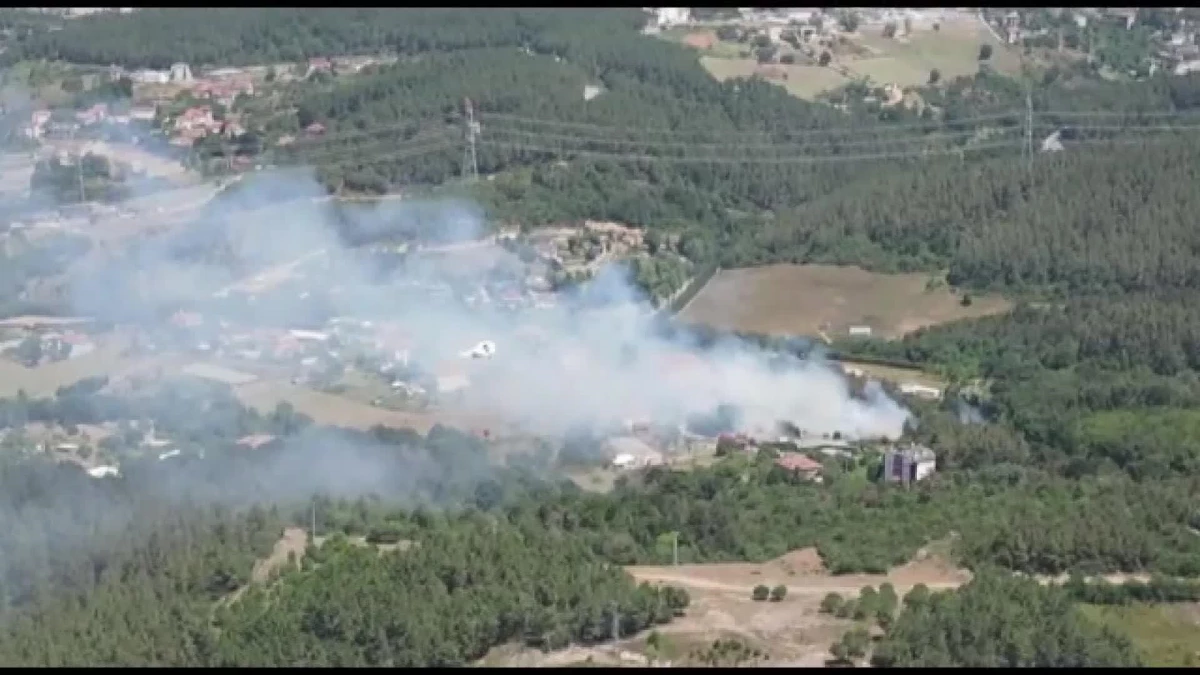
[871,572,1142,667]
[31,152,130,204]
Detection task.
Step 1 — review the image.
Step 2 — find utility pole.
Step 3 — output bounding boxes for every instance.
[462,97,480,183]
[77,155,86,203]
[1023,78,1034,173]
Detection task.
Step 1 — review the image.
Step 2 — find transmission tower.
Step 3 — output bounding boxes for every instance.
[462,97,480,182]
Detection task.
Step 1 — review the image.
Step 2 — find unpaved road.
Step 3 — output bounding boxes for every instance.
[628,569,965,596]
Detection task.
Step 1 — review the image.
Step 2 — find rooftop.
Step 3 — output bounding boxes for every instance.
[775,452,824,473]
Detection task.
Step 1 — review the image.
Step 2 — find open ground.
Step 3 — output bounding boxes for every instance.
[0,332,157,397]
[232,377,511,435]
[678,264,1012,340]
[679,16,1024,101]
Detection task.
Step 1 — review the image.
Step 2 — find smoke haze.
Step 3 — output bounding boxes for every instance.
[66,168,911,443]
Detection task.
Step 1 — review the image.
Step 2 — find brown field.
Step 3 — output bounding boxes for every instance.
[0,334,152,397]
[850,18,1024,86]
[232,378,510,435]
[678,264,1012,340]
[700,56,850,100]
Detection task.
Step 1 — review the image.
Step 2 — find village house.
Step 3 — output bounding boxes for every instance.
[606,435,666,470]
[882,443,937,485]
[899,382,943,400]
[774,452,824,481]
[236,434,277,450]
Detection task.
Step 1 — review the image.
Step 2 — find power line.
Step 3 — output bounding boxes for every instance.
[474,138,1024,165]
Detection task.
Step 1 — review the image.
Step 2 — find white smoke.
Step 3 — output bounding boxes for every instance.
[67,168,912,442]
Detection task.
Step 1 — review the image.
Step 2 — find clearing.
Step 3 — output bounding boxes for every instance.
[0,333,152,397]
[849,17,1024,86]
[233,378,510,435]
[678,264,1011,340]
[699,56,850,100]
[487,546,971,667]
[1080,603,1200,667]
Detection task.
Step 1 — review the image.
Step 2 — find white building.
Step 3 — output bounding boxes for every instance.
[605,436,665,469]
[899,383,943,400]
[87,465,120,479]
[131,69,170,84]
[169,62,193,82]
[848,325,873,337]
[882,444,936,484]
[654,7,691,28]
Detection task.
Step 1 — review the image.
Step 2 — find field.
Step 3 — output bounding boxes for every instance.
[1080,603,1200,667]
[678,264,1012,340]
[850,18,1024,86]
[0,333,151,397]
[678,15,1022,101]
[699,56,851,99]
[232,378,510,435]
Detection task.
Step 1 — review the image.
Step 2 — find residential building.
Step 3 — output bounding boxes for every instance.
[899,383,943,400]
[882,443,937,485]
[848,325,872,337]
[774,452,824,481]
[605,435,665,469]
[169,62,194,82]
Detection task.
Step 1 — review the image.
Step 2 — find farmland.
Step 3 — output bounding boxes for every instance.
[678,263,1012,340]
[674,16,1022,101]
[232,377,510,435]
[0,333,150,397]
[699,56,852,100]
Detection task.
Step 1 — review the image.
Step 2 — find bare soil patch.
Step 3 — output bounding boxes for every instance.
[679,264,1011,339]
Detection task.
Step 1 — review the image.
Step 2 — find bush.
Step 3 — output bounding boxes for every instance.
[752,584,770,601]
[979,43,993,60]
[819,592,844,614]
[770,584,788,602]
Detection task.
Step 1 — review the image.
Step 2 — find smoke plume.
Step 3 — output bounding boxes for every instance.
[63,168,911,443]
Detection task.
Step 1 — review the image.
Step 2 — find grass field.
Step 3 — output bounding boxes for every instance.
[684,16,1023,100]
[678,264,1012,340]
[1080,603,1200,667]
[232,378,511,435]
[850,18,1023,86]
[0,335,147,397]
[699,56,850,99]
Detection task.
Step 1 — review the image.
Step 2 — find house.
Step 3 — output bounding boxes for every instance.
[130,105,156,122]
[882,443,936,485]
[899,383,943,400]
[304,122,327,136]
[288,329,330,342]
[848,325,872,337]
[169,62,193,82]
[72,104,107,127]
[87,465,120,478]
[654,7,691,28]
[774,452,824,480]
[236,434,277,450]
[131,69,169,84]
[605,435,665,469]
